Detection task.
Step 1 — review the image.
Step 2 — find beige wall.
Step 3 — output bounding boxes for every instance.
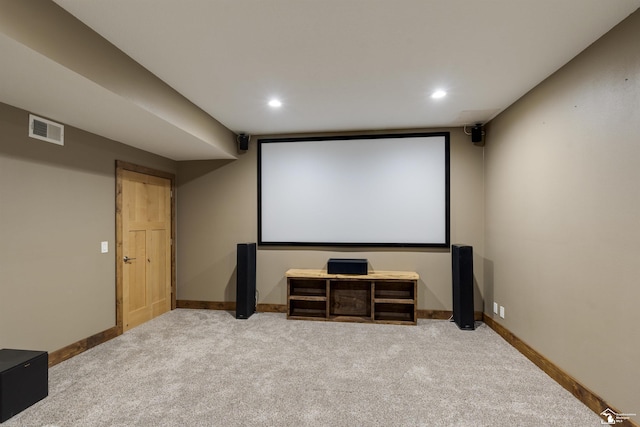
[484,9,640,419]
[0,1,236,160]
[177,128,485,311]
[0,102,176,353]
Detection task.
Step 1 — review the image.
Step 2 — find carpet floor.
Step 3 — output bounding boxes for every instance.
[4,309,602,426]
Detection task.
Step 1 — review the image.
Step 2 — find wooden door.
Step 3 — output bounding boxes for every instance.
[121,169,172,331]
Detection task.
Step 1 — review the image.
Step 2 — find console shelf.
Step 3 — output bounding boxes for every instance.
[286,269,418,325]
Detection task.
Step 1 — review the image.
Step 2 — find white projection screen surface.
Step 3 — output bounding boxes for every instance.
[258,133,450,247]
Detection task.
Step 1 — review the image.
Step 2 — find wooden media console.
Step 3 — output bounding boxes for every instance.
[286,269,418,325]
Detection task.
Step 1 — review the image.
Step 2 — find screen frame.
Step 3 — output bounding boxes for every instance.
[257,132,450,248]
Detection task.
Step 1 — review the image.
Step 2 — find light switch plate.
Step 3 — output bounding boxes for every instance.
[101,241,108,253]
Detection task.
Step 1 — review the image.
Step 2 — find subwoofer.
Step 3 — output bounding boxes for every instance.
[452,244,475,330]
[0,349,48,423]
[236,243,256,319]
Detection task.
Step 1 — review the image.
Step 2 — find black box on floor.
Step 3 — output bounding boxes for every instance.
[0,349,48,423]
[327,258,368,275]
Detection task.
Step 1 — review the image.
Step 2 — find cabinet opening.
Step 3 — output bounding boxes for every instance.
[289,279,327,297]
[374,281,414,300]
[374,302,415,323]
[289,300,326,318]
[330,281,371,317]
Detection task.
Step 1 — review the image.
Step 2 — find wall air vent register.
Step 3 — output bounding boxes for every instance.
[28,114,64,146]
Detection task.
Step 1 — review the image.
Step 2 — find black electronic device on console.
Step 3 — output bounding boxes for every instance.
[327,258,368,275]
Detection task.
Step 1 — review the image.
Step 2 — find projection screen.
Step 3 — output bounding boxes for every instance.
[258,132,449,247]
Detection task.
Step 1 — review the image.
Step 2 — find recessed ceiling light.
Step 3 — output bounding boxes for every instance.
[431,90,447,99]
[268,99,282,108]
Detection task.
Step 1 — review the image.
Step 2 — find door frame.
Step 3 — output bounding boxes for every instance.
[115,160,176,335]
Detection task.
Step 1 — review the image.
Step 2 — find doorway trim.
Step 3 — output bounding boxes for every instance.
[115,160,176,335]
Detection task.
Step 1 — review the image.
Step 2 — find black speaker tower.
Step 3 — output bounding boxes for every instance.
[452,244,475,330]
[236,243,256,319]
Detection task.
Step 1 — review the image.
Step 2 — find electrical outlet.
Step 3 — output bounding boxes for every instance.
[101,241,108,253]
[493,302,498,314]
[499,305,505,319]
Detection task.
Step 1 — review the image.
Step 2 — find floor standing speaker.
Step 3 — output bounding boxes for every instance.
[452,244,475,330]
[236,243,256,319]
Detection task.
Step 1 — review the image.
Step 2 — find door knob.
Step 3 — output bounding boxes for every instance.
[123,256,136,263]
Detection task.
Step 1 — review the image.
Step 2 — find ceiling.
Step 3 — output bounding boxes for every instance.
[2,1,639,160]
